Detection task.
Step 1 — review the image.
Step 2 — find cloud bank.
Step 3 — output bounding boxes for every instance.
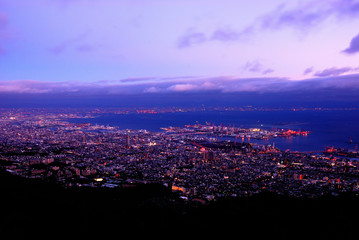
[2,73,359,96]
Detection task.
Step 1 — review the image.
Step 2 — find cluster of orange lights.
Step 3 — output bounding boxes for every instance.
[325,146,338,153]
[136,110,158,114]
[281,129,309,136]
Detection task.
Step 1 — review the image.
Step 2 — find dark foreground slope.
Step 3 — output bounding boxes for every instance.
[0,170,185,238]
[1,170,358,239]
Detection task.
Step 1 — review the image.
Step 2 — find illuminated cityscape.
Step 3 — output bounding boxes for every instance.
[1,108,358,202]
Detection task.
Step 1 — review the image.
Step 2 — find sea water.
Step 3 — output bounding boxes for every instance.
[67,110,359,152]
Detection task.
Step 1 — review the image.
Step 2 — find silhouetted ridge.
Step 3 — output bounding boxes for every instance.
[1,170,358,239]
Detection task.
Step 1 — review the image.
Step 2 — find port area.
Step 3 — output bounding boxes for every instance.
[162,123,310,141]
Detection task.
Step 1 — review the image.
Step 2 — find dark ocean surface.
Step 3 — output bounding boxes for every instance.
[67,110,359,152]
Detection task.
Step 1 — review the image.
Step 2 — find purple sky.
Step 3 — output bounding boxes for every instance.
[1,0,359,95]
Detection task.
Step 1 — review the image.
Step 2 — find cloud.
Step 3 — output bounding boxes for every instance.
[119,76,197,84]
[242,61,274,75]
[3,72,359,96]
[301,73,359,90]
[256,0,359,32]
[167,83,198,92]
[334,0,359,17]
[210,28,242,42]
[243,61,262,72]
[120,77,157,83]
[303,67,314,75]
[342,32,359,54]
[144,86,160,93]
[144,74,359,94]
[177,28,207,48]
[176,0,359,49]
[314,66,359,77]
[0,80,54,93]
[145,75,359,94]
[181,0,359,48]
[177,25,253,48]
[262,69,274,75]
[0,80,97,94]
[257,3,327,32]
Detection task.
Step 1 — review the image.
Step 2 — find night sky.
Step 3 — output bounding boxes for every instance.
[1,0,359,106]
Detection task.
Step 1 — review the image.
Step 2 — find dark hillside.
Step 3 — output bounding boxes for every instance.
[0,170,184,238]
[1,170,358,239]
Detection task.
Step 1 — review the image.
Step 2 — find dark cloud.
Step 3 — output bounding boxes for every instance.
[303,67,314,75]
[303,73,359,90]
[258,3,328,31]
[262,69,274,75]
[342,32,359,54]
[2,74,359,109]
[314,66,359,77]
[257,0,359,32]
[334,0,359,17]
[5,73,359,96]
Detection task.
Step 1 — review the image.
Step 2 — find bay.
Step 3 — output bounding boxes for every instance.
[67,110,359,152]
